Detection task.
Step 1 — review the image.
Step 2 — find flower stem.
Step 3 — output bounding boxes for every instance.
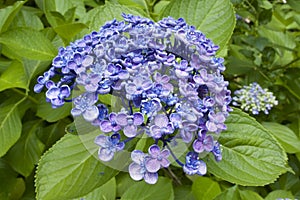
[165,144,184,167]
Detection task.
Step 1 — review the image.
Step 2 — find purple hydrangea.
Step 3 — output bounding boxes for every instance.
[129,150,158,184]
[115,112,144,137]
[71,92,99,122]
[35,14,232,184]
[193,132,214,153]
[149,114,174,139]
[145,144,170,173]
[100,112,122,133]
[183,152,207,176]
[95,133,125,161]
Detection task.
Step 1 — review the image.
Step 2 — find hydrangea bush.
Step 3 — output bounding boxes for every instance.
[34,14,231,184]
[1,0,299,199]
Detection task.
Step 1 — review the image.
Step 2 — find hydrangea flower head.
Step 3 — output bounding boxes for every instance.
[232,82,278,115]
[35,14,231,184]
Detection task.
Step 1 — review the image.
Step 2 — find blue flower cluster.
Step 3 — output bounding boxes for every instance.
[232,82,278,115]
[35,14,231,184]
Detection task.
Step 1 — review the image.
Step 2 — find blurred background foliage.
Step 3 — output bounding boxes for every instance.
[0,0,300,199]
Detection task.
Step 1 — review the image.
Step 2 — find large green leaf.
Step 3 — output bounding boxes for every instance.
[120,177,174,200]
[262,122,300,154]
[0,28,57,60]
[0,98,24,157]
[174,186,196,200]
[207,108,288,186]
[0,159,26,200]
[4,120,45,177]
[215,185,263,200]
[82,2,145,33]
[160,0,235,54]
[36,95,72,122]
[22,59,52,88]
[35,132,118,200]
[191,177,221,200]
[0,60,27,92]
[0,1,25,33]
[264,190,295,200]
[9,8,44,30]
[74,177,116,200]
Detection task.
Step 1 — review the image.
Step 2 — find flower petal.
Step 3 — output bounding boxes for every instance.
[129,163,144,181]
[83,105,99,122]
[94,135,108,147]
[148,144,160,157]
[149,125,162,139]
[154,114,169,127]
[193,139,204,153]
[133,112,144,125]
[204,135,214,152]
[131,150,145,164]
[160,149,170,158]
[145,158,160,173]
[100,120,113,132]
[124,125,137,137]
[115,113,128,126]
[197,160,207,175]
[98,147,114,161]
[160,158,170,168]
[144,172,158,184]
[71,108,82,116]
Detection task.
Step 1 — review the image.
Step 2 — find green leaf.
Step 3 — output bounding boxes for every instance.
[215,185,263,200]
[75,177,116,200]
[9,8,44,30]
[0,159,26,200]
[116,173,137,197]
[22,59,51,87]
[238,190,263,200]
[36,95,72,122]
[0,60,27,92]
[35,133,118,200]
[264,190,294,200]
[4,120,45,177]
[258,27,296,50]
[82,2,145,33]
[37,120,69,149]
[0,97,24,157]
[207,108,288,186]
[120,177,174,200]
[174,185,196,200]
[262,122,300,154]
[160,0,235,54]
[36,0,86,19]
[0,28,57,60]
[53,22,87,40]
[0,1,25,33]
[191,177,221,200]
[0,57,11,73]
[287,0,300,12]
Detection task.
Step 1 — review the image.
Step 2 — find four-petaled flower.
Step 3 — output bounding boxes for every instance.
[115,112,144,137]
[149,114,174,138]
[193,132,214,153]
[183,152,207,175]
[145,144,170,173]
[206,111,226,133]
[95,133,125,161]
[100,112,122,133]
[45,85,71,108]
[129,150,158,184]
[71,92,99,121]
